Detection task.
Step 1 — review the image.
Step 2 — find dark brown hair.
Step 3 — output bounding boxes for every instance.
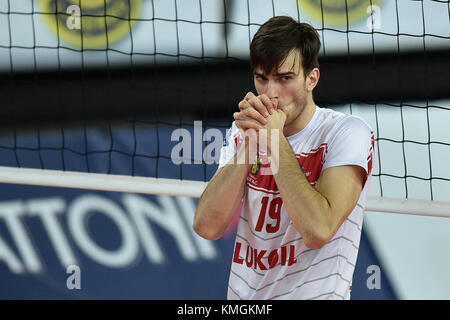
[250,16,321,77]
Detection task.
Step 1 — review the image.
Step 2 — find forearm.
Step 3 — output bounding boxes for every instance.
[271,134,332,247]
[194,148,252,240]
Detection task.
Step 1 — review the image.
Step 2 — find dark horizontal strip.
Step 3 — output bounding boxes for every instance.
[0,50,448,129]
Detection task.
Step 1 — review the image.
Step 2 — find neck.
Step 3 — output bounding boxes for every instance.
[283,96,316,137]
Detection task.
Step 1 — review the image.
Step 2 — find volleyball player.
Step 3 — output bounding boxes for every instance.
[194,16,374,300]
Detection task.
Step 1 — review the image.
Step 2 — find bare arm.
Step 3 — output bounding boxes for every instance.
[193,143,252,240]
[194,92,274,240]
[271,132,365,249]
[233,96,368,249]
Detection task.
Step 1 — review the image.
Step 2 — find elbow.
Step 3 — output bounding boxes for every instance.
[193,222,223,241]
[301,204,336,249]
[301,226,333,250]
[303,235,329,249]
[193,213,224,241]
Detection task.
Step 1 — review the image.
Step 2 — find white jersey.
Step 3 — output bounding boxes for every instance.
[218,106,374,300]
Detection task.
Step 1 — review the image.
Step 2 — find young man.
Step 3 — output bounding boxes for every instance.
[193,16,374,300]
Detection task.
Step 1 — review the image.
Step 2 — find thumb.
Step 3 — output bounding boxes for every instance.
[271,100,278,109]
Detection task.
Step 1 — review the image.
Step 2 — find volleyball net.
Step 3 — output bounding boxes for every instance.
[0,0,449,217]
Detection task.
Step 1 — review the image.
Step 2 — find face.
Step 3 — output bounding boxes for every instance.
[253,49,310,127]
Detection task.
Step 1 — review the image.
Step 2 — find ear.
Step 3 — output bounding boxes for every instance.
[306,68,320,92]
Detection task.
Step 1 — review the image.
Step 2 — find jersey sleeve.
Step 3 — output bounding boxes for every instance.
[322,116,374,176]
[218,121,241,169]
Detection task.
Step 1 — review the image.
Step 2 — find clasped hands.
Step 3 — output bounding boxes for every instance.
[232,92,286,170]
[233,92,286,133]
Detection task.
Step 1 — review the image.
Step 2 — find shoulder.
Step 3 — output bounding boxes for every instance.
[306,107,369,142]
[335,115,373,138]
[315,107,347,123]
[319,110,375,174]
[315,107,373,139]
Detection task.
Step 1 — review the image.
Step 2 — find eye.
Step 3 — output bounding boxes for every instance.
[255,74,267,81]
[282,76,292,81]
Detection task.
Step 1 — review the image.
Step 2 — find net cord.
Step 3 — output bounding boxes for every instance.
[0,166,449,218]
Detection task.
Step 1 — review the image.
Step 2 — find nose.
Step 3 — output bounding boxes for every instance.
[266,80,278,106]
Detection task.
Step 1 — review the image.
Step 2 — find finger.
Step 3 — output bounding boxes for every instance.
[234,112,264,129]
[233,111,242,121]
[235,119,263,132]
[238,99,251,111]
[259,94,275,115]
[271,99,278,110]
[234,110,267,127]
[239,92,256,111]
[242,107,268,125]
[244,92,256,101]
[249,96,269,117]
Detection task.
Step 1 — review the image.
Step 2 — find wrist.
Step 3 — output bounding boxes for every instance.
[236,135,257,168]
[265,127,284,154]
[268,131,288,176]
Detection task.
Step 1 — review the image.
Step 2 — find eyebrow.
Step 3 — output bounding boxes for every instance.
[275,71,297,76]
[253,72,266,77]
[253,71,297,77]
